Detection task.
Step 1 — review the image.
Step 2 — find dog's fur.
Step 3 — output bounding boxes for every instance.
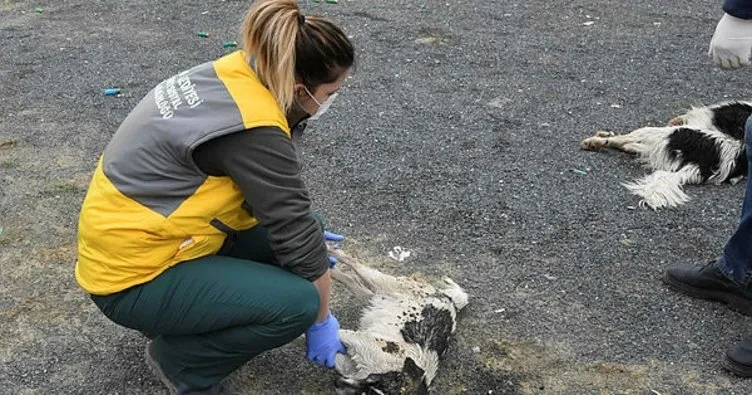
[580,101,752,210]
[327,248,469,395]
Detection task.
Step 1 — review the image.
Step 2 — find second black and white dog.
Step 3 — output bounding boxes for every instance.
[327,248,469,395]
[580,101,752,209]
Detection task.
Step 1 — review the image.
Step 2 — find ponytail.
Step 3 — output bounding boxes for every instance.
[241,0,300,112]
[241,0,355,112]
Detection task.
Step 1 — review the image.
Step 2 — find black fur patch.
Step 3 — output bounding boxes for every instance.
[732,150,749,179]
[666,127,720,180]
[711,102,752,140]
[338,358,427,395]
[382,341,400,354]
[401,305,454,356]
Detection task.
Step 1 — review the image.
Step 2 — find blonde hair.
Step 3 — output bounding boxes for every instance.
[241,0,355,112]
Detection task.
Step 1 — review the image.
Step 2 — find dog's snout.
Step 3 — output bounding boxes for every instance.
[334,376,366,395]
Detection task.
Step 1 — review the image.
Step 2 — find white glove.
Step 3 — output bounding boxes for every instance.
[709,13,752,68]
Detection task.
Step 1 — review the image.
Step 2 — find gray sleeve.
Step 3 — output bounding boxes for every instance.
[192,127,329,281]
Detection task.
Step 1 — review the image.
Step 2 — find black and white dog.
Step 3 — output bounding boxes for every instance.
[327,248,469,395]
[580,101,752,209]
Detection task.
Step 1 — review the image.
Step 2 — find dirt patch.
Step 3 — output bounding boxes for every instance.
[475,338,731,394]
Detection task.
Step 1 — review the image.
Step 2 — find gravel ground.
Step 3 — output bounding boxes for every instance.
[2,0,752,394]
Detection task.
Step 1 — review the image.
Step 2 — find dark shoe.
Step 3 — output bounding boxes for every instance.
[662,261,752,316]
[145,341,225,395]
[724,339,752,377]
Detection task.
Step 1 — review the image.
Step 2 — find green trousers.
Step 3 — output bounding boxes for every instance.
[90,224,321,390]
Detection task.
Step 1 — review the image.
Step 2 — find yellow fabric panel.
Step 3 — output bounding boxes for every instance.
[75,161,186,294]
[213,51,291,136]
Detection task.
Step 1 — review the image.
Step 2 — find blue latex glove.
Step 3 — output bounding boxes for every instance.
[324,230,344,242]
[305,312,346,368]
[324,231,345,268]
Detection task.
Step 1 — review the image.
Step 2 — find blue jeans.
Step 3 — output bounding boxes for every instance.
[718,116,752,285]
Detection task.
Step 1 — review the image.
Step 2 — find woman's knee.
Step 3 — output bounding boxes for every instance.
[288,281,320,330]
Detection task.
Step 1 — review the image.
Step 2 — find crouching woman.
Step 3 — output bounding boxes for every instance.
[74,1,355,393]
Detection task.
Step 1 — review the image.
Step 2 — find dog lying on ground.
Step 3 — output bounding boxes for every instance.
[327,247,469,395]
[580,101,752,210]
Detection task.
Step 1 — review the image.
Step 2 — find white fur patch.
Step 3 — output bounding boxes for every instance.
[328,248,469,393]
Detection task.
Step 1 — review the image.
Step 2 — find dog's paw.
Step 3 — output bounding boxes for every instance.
[580,131,616,151]
[730,176,745,185]
[595,130,616,138]
[580,137,604,151]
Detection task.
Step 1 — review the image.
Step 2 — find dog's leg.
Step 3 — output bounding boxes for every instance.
[580,131,644,153]
[331,268,375,300]
[730,175,746,185]
[440,277,469,311]
[328,248,405,293]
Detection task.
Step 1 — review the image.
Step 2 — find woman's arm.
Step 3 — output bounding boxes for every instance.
[312,270,332,322]
[191,127,331,283]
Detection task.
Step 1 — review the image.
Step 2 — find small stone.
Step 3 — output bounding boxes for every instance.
[472,346,481,353]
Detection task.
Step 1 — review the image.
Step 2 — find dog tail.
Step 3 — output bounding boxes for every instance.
[622,165,703,210]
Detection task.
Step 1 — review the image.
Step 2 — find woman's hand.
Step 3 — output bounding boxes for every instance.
[305,312,346,368]
[324,231,344,268]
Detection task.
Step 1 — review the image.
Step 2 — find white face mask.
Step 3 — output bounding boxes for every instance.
[304,86,338,120]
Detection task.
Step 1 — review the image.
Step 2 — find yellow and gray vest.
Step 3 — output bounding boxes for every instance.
[75,51,290,295]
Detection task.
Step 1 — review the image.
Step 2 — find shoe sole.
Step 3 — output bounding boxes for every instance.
[662,273,752,316]
[144,342,178,395]
[723,355,752,377]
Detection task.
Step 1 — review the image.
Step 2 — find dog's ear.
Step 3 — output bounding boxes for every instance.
[402,357,425,379]
[401,358,429,395]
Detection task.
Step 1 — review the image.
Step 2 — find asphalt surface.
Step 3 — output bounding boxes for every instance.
[2,0,752,394]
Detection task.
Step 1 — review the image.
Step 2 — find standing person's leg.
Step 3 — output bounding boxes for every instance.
[662,115,752,316]
[720,117,752,377]
[717,117,752,283]
[663,116,752,376]
[90,255,319,393]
